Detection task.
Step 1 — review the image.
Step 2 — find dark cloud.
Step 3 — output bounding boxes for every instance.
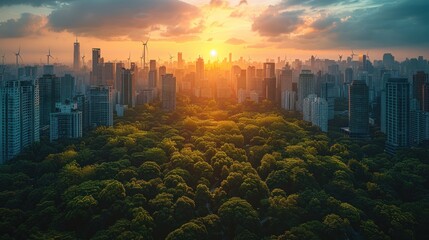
[0,13,46,38]
[225,38,246,45]
[252,7,304,36]
[48,0,203,40]
[285,0,359,7]
[253,0,429,49]
[0,0,74,7]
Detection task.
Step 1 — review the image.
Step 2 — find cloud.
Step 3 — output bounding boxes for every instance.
[284,0,359,7]
[225,38,246,45]
[0,13,47,38]
[252,0,429,49]
[252,7,304,37]
[48,0,203,40]
[0,0,74,7]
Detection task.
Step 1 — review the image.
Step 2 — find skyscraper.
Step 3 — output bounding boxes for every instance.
[0,80,39,163]
[383,53,395,69]
[39,74,60,132]
[162,74,176,111]
[60,74,75,103]
[196,57,204,83]
[349,80,369,138]
[73,38,80,71]
[89,86,113,128]
[413,71,428,111]
[237,70,246,92]
[298,70,316,111]
[263,62,276,102]
[303,94,328,132]
[385,78,410,154]
[91,48,101,85]
[246,66,256,92]
[345,68,353,84]
[120,68,135,108]
[50,102,82,142]
[103,62,116,87]
[148,60,157,89]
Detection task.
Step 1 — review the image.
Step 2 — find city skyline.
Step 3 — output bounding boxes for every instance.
[1,0,429,64]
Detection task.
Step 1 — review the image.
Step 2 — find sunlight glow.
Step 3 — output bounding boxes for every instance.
[210,49,217,57]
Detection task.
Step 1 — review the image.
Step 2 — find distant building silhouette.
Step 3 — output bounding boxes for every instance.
[73,38,80,71]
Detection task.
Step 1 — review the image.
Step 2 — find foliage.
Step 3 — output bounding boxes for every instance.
[1,96,428,239]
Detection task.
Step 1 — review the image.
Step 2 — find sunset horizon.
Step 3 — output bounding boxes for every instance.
[1,0,428,64]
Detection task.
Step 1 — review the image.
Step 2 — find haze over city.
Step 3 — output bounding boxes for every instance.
[1,0,428,63]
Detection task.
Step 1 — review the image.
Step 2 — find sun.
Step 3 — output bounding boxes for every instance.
[210,49,217,57]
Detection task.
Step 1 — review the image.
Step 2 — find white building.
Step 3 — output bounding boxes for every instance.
[281,90,296,111]
[303,94,328,132]
[50,102,82,142]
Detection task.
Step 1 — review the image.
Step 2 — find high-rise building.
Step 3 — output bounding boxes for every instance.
[345,68,353,84]
[237,70,246,92]
[279,64,293,92]
[74,94,90,130]
[281,90,296,111]
[423,83,429,112]
[148,60,157,89]
[247,66,256,92]
[50,102,82,142]
[115,62,125,91]
[383,53,395,69]
[311,97,329,132]
[385,78,410,154]
[60,74,75,103]
[39,74,60,132]
[162,74,176,111]
[103,62,116,87]
[298,70,316,111]
[349,80,369,138]
[120,68,135,108]
[0,80,39,163]
[91,48,101,85]
[263,62,276,102]
[303,94,328,132]
[196,57,204,83]
[73,38,80,71]
[89,86,113,128]
[413,71,428,111]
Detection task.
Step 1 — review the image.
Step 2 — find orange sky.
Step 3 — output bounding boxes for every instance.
[0,0,428,64]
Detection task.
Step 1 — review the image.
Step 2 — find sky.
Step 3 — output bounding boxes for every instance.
[0,0,428,65]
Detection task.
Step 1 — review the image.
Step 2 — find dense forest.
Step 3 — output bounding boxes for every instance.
[1,96,429,240]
